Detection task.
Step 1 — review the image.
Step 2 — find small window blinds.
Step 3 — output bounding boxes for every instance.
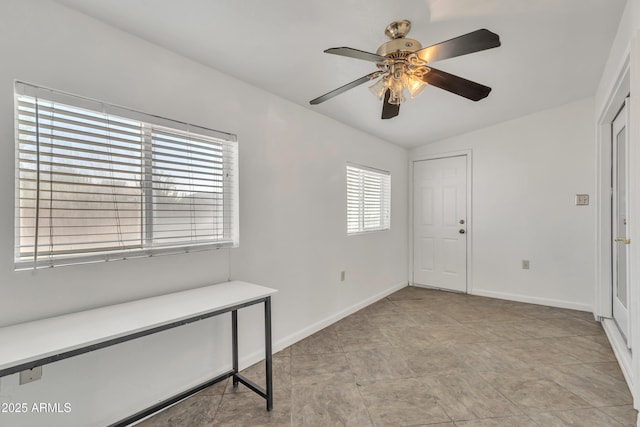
[346,163,391,234]
[14,82,238,269]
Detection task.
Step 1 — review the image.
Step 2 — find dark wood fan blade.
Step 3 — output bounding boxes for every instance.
[310,72,382,105]
[421,67,491,101]
[325,47,387,63]
[381,90,400,119]
[415,29,500,64]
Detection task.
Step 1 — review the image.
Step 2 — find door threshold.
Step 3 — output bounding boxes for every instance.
[410,283,466,294]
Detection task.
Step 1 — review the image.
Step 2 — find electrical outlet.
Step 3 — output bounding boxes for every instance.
[522,260,530,269]
[19,366,42,385]
[575,194,589,206]
[340,271,346,282]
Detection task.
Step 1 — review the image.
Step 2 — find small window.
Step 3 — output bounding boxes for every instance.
[346,163,391,234]
[15,82,238,269]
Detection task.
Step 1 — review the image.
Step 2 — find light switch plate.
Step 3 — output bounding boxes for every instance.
[575,194,589,206]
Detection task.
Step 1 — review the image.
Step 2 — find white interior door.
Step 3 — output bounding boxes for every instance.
[413,156,467,292]
[612,99,630,346]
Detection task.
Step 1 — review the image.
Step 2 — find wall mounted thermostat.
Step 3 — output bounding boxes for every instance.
[575,194,589,206]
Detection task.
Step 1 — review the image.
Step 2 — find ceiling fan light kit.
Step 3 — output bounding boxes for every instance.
[310,20,501,119]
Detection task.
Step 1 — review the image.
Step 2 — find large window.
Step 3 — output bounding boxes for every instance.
[15,82,238,269]
[346,163,391,234]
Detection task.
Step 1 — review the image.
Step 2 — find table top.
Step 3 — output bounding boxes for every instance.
[0,281,277,374]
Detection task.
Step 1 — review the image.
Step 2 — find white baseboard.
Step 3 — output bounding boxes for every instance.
[471,288,593,312]
[601,318,635,398]
[189,280,408,374]
[264,280,408,362]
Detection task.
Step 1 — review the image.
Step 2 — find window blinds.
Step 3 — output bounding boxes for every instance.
[15,82,238,269]
[346,163,391,234]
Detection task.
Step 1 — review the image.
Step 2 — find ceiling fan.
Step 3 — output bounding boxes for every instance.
[309,20,501,119]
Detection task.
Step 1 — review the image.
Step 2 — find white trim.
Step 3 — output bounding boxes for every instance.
[630,30,640,415]
[471,288,592,312]
[602,318,634,397]
[409,150,473,293]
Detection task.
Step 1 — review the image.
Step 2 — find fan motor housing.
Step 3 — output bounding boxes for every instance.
[376,38,423,57]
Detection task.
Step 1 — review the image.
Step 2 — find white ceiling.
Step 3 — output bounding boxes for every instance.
[55,0,626,148]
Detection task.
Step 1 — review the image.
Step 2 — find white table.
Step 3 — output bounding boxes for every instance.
[0,280,278,426]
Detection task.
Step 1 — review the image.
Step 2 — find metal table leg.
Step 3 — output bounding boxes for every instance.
[265,296,273,411]
[232,309,239,389]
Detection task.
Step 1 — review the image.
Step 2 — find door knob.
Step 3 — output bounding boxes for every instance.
[459,229,466,234]
[615,237,631,244]
[459,219,465,225]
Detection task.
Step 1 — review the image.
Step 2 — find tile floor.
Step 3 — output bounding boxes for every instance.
[137,286,638,426]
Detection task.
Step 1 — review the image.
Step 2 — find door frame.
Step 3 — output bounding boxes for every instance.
[595,59,629,320]
[612,98,631,344]
[410,150,473,293]
[595,49,638,400]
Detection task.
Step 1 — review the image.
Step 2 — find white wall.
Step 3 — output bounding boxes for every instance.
[411,97,596,311]
[0,1,408,426]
